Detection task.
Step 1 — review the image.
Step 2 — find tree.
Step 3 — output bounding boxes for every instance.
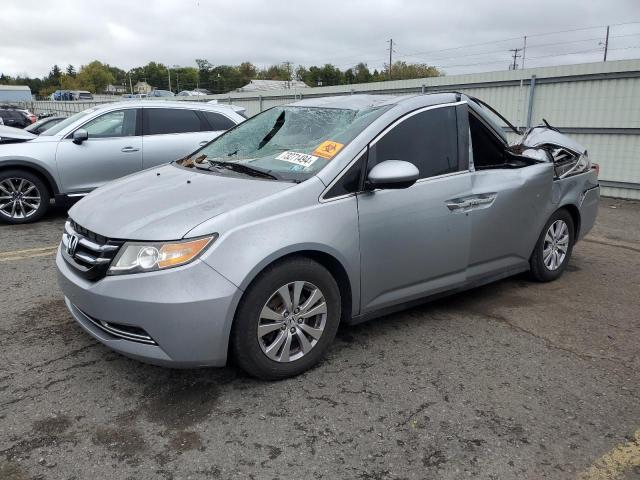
[354,63,372,83]
[257,64,291,81]
[48,65,62,86]
[60,73,81,90]
[76,60,115,93]
[66,65,76,77]
[238,62,257,84]
[390,61,440,80]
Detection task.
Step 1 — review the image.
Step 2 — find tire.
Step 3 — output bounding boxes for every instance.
[231,257,341,380]
[0,170,50,224]
[529,209,575,282]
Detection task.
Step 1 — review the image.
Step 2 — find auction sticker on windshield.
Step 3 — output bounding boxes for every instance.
[313,140,344,159]
[276,151,319,168]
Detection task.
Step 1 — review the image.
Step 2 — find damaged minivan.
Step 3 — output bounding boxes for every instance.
[57,93,599,379]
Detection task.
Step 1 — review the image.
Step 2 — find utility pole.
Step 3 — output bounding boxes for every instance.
[603,25,610,61]
[167,67,171,92]
[283,61,293,88]
[521,36,527,69]
[509,48,522,70]
[387,38,394,80]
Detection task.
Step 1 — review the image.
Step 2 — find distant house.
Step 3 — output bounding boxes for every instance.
[134,81,153,94]
[0,85,32,102]
[105,84,126,94]
[238,79,309,92]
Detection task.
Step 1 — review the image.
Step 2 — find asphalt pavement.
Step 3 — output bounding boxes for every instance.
[1,198,639,480]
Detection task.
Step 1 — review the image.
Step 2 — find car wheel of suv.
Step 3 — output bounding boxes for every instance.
[0,170,50,224]
[529,209,575,282]
[231,257,341,380]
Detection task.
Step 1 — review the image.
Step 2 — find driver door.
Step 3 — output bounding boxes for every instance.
[56,108,142,193]
[357,105,472,314]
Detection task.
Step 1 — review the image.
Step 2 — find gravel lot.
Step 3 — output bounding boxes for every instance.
[1,198,639,480]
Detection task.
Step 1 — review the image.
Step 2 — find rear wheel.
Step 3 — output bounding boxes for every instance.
[0,170,50,224]
[529,209,574,282]
[231,257,341,380]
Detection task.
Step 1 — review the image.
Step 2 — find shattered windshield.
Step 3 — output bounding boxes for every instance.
[179,104,391,182]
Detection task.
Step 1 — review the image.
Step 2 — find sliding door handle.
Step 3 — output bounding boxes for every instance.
[121,146,140,153]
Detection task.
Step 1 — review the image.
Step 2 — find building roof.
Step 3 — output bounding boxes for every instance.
[0,85,31,91]
[238,79,309,92]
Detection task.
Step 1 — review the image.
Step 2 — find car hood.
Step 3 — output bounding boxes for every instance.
[69,164,295,240]
[0,125,36,142]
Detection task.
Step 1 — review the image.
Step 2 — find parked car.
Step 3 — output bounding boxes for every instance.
[25,116,66,135]
[71,91,93,101]
[0,101,244,223]
[56,93,600,380]
[207,100,247,118]
[177,90,206,96]
[0,106,35,128]
[148,89,175,98]
[0,125,37,143]
[51,90,74,101]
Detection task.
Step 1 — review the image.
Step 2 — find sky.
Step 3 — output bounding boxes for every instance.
[1,0,639,78]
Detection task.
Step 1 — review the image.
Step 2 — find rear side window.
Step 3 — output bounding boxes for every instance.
[369,106,459,179]
[144,108,204,135]
[203,111,236,131]
[468,113,506,168]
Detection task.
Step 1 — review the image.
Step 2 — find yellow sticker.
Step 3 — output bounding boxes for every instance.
[312,140,345,160]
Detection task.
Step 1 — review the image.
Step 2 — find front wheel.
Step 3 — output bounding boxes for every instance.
[0,170,50,224]
[231,257,341,380]
[529,209,575,282]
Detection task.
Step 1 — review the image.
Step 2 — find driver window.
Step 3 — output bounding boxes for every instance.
[82,110,136,138]
[369,106,459,179]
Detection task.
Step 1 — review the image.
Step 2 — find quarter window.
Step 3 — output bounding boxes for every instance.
[203,111,236,131]
[369,106,459,179]
[81,110,136,138]
[144,108,204,135]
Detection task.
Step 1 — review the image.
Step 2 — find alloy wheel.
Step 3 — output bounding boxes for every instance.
[543,219,569,271]
[0,177,42,220]
[257,281,327,362]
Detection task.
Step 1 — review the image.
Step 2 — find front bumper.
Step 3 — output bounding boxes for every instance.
[56,248,241,367]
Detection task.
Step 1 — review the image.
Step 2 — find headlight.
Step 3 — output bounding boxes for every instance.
[107,235,217,275]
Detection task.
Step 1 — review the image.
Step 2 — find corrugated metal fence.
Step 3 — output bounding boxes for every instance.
[23,59,640,199]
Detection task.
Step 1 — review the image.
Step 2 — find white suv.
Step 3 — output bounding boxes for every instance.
[0,101,245,223]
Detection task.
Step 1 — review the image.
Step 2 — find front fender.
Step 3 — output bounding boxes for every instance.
[201,196,361,317]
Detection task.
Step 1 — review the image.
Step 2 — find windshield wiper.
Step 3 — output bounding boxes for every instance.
[258,111,285,150]
[204,160,279,180]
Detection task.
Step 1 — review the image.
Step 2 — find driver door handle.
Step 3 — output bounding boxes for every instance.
[121,146,140,153]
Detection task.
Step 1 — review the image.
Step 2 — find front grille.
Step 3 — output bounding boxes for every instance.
[74,304,157,345]
[61,220,124,280]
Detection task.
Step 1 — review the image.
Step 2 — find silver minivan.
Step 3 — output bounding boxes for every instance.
[57,93,599,379]
[0,101,244,223]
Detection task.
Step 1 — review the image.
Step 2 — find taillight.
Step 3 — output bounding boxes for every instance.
[28,115,37,124]
[592,163,600,177]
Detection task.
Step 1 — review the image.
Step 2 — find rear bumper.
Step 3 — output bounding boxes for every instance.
[56,247,242,367]
[577,184,600,240]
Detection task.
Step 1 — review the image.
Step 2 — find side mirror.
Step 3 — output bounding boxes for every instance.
[366,160,419,190]
[72,129,88,145]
